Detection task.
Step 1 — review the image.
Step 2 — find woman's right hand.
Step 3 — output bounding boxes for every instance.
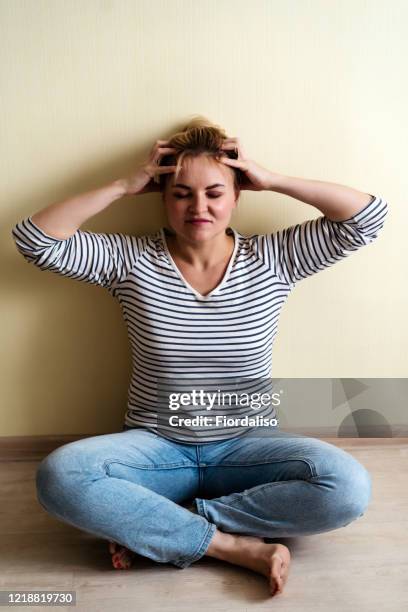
[121,140,178,196]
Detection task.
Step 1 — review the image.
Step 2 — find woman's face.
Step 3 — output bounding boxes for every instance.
[161,155,239,242]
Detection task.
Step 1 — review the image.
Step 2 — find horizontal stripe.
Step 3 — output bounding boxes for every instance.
[11,194,388,443]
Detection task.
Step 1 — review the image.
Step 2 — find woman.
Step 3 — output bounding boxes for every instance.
[11,116,388,598]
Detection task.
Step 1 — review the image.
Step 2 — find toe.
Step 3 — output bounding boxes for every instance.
[280,566,289,588]
[110,542,135,570]
[269,556,285,596]
[108,541,117,555]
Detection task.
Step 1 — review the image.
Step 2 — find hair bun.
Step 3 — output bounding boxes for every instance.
[181,114,223,133]
[158,115,241,194]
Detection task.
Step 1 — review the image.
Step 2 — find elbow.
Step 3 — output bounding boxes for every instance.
[11,219,62,265]
[352,197,389,242]
[373,196,389,232]
[11,226,31,259]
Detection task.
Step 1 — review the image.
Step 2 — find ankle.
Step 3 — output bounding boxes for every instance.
[205,528,238,561]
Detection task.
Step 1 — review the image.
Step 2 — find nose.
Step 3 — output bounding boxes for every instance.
[188,196,210,214]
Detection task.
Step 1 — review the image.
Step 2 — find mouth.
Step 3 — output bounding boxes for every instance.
[186,219,212,224]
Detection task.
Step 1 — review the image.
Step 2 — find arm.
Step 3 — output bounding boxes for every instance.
[29,179,127,239]
[261,189,388,287]
[216,145,389,286]
[266,173,379,221]
[11,140,177,293]
[11,178,146,296]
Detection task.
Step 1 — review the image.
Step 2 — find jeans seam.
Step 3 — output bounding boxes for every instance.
[105,457,316,474]
[195,498,208,519]
[173,520,217,569]
[104,460,194,474]
[197,457,317,476]
[214,477,319,508]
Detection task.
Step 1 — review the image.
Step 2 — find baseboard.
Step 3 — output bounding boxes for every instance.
[0,433,92,461]
[1,426,407,462]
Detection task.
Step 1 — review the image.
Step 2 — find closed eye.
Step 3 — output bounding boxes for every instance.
[173,193,221,199]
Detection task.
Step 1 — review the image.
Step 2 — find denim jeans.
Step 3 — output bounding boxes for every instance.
[36,425,371,569]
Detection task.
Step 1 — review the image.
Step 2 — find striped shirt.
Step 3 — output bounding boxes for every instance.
[11,193,388,443]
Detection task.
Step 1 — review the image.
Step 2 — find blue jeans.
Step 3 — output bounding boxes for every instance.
[36,426,371,569]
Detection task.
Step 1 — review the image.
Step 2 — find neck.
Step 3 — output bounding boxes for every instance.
[165,227,234,269]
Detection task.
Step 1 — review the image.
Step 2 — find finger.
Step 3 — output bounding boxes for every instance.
[149,141,175,157]
[220,143,238,150]
[221,144,240,158]
[152,165,178,184]
[217,157,245,169]
[151,146,177,160]
[155,165,177,174]
[223,136,243,148]
[221,137,241,149]
[151,149,178,166]
[221,142,246,159]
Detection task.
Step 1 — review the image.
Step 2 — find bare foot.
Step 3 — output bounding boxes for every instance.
[108,540,136,570]
[206,532,291,597]
[230,535,290,597]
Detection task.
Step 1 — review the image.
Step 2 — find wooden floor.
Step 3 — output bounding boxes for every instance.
[1,438,407,611]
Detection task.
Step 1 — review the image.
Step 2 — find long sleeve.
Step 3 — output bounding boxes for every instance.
[261,193,388,288]
[11,216,147,297]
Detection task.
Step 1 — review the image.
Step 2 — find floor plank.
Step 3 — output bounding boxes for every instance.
[0,439,407,611]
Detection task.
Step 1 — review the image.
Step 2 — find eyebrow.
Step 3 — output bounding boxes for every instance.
[172,183,225,190]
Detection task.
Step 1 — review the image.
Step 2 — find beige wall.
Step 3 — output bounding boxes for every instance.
[2,0,406,436]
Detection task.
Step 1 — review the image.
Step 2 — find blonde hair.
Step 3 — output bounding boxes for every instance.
[158,115,243,195]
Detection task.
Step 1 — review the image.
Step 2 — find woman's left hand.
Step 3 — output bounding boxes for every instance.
[217,137,274,191]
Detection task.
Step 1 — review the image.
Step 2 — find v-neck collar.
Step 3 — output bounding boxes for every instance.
[159,226,238,300]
